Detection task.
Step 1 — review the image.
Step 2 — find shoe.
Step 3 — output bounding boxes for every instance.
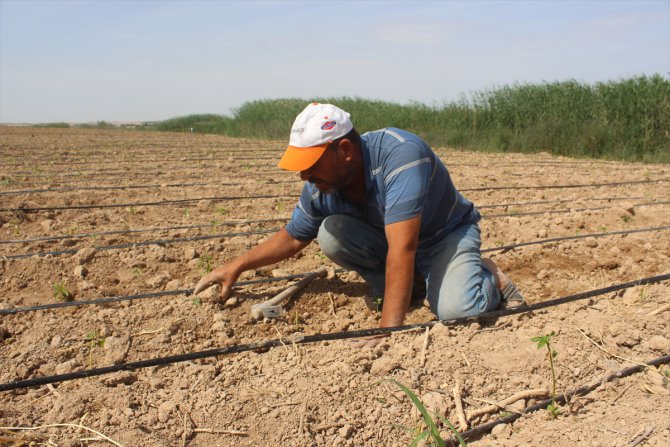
[499,280,526,309]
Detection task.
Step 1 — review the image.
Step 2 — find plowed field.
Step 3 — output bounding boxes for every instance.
[1,127,669,446]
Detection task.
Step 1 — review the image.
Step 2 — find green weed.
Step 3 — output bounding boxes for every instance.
[85,330,105,367]
[215,206,229,215]
[196,254,213,275]
[191,297,202,306]
[390,379,467,446]
[621,214,632,223]
[531,332,560,419]
[52,282,72,301]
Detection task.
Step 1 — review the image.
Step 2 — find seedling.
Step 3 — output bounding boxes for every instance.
[196,254,213,275]
[620,214,632,223]
[374,296,383,313]
[85,330,105,367]
[390,379,467,446]
[132,267,143,277]
[183,208,190,218]
[275,202,286,212]
[215,206,229,215]
[52,282,72,301]
[191,297,202,306]
[531,332,560,419]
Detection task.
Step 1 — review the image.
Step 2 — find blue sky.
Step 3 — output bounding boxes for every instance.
[1,0,668,123]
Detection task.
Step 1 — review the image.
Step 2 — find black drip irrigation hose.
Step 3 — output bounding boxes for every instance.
[3,221,669,262]
[0,270,331,316]
[0,180,301,197]
[0,218,288,245]
[0,194,300,213]
[1,218,669,313]
[448,353,670,444]
[482,200,670,219]
[1,273,668,392]
[2,227,281,260]
[0,196,655,245]
[2,178,668,204]
[460,179,669,192]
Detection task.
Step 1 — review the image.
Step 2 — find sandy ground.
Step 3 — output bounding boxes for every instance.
[1,127,669,447]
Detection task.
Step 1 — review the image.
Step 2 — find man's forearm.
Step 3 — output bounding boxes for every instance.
[379,247,416,327]
[230,227,310,273]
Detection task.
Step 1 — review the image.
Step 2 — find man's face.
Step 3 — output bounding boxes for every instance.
[299,142,349,194]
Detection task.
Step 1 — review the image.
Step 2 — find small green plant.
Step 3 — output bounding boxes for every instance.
[0,177,14,186]
[191,297,202,306]
[275,202,286,212]
[531,332,560,419]
[85,330,105,367]
[196,254,213,275]
[183,208,190,218]
[52,282,72,301]
[621,214,632,223]
[215,206,229,215]
[374,296,383,313]
[132,267,143,277]
[391,379,467,446]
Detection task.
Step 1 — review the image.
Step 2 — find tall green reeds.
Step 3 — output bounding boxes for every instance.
[151,74,669,163]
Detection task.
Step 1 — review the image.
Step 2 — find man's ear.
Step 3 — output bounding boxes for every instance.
[337,138,355,162]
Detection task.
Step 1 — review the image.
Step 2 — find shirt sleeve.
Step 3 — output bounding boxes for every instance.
[284,184,324,241]
[382,141,433,225]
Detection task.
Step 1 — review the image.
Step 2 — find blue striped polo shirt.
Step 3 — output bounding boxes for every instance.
[285,128,479,248]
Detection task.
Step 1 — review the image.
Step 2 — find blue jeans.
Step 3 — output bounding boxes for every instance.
[317,215,500,320]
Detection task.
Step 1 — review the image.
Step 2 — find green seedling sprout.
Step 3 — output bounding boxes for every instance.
[191,297,202,306]
[52,282,72,301]
[374,297,383,313]
[531,331,560,419]
[85,331,105,367]
[215,206,229,215]
[390,379,467,447]
[196,254,213,275]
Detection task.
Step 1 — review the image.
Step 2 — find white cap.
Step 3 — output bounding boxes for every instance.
[278,102,353,171]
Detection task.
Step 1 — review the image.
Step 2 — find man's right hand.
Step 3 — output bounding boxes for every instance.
[193,265,239,301]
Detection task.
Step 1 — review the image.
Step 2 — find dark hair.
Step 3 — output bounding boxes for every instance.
[330,128,361,149]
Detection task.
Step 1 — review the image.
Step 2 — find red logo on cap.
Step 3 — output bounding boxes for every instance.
[321,121,336,130]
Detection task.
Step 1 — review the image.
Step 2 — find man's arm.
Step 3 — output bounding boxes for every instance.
[350,215,421,349]
[194,227,311,301]
[380,215,421,327]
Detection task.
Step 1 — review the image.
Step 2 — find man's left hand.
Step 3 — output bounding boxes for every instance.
[349,333,389,349]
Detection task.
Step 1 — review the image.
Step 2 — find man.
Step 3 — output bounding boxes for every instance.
[195,102,523,347]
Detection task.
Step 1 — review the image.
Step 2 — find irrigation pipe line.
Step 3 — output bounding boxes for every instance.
[3,217,669,262]
[0,218,288,245]
[3,185,669,215]
[3,178,667,200]
[2,225,667,316]
[0,195,656,245]
[448,353,670,444]
[2,227,281,260]
[2,155,278,168]
[1,273,668,392]
[0,194,300,213]
[460,179,669,192]
[0,181,299,197]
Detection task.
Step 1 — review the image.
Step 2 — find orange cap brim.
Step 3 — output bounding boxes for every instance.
[277,144,329,171]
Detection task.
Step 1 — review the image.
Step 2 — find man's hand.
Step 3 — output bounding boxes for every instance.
[194,265,239,301]
[349,333,389,349]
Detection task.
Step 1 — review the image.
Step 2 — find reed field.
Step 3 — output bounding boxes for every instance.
[148,74,669,163]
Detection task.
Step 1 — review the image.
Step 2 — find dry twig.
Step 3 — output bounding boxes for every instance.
[466,388,548,419]
[467,321,511,341]
[646,303,670,316]
[628,425,655,447]
[453,379,468,431]
[0,424,124,447]
[575,327,648,368]
[419,327,430,368]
